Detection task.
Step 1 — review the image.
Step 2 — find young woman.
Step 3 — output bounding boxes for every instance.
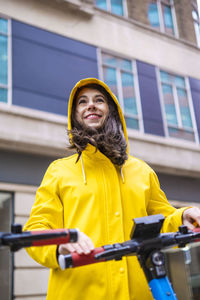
[24,78,200,300]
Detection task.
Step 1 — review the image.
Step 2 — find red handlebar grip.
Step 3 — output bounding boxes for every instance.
[193,227,200,232]
[31,229,76,246]
[72,247,105,267]
[193,227,200,242]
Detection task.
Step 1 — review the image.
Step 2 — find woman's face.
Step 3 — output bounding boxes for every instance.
[75,87,109,130]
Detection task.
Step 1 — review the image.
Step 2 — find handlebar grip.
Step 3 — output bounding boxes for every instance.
[192,227,200,242]
[58,247,105,269]
[31,229,78,246]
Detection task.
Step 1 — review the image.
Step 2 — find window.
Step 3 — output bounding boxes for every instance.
[158,70,197,142]
[0,17,9,103]
[0,192,13,300]
[96,0,127,17]
[100,52,142,130]
[192,9,200,47]
[148,0,177,36]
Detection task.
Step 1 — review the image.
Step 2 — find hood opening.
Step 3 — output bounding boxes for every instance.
[68,78,129,153]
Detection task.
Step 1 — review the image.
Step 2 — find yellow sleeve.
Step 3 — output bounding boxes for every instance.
[147,171,189,233]
[23,162,63,269]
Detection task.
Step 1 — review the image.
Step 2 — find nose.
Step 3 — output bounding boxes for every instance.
[87,100,96,110]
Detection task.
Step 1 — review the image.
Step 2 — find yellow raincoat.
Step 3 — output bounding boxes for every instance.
[24,78,187,300]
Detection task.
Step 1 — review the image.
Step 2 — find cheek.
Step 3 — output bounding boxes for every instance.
[75,108,82,122]
[104,106,109,118]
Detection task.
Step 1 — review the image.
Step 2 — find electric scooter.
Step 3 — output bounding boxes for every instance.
[58,214,200,300]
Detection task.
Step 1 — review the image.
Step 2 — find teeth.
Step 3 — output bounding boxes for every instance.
[86,114,100,118]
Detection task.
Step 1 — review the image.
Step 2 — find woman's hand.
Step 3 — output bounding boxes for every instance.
[182,207,200,230]
[58,230,95,255]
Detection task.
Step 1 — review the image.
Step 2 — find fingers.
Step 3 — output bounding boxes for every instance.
[78,232,95,254]
[58,230,95,255]
[182,207,200,229]
[183,219,195,230]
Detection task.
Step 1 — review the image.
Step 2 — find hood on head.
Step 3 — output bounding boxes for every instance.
[67,77,129,152]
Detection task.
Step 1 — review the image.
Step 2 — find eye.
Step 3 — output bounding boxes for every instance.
[96,97,105,103]
[78,99,87,105]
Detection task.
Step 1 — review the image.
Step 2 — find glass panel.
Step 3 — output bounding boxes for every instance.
[102,53,118,67]
[162,4,174,35]
[174,76,185,88]
[0,87,8,103]
[103,66,119,98]
[148,3,160,28]
[177,88,193,129]
[194,21,200,47]
[160,71,172,84]
[125,116,139,129]
[0,35,8,85]
[0,192,13,300]
[168,127,195,142]
[162,84,178,126]
[0,18,8,34]
[121,72,137,115]
[192,10,199,21]
[120,59,132,72]
[111,0,124,16]
[96,0,107,10]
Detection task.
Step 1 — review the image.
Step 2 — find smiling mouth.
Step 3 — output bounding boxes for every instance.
[85,114,102,119]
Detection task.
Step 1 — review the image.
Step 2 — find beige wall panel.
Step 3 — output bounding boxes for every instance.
[0,0,200,79]
[15,192,36,216]
[15,215,29,226]
[14,268,49,296]
[14,249,44,268]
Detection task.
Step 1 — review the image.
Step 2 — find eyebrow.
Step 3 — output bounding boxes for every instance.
[78,94,106,100]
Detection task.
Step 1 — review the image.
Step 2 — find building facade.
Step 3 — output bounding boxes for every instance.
[0,0,200,299]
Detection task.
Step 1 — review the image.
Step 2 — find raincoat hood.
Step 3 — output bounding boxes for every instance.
[67,78,129,153]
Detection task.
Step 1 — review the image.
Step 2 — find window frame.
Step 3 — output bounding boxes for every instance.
[148,0,179,37]
[192,9,200,47]
[156,67,199,144]
[95,0,128,18]
[0,191,14,300]
[0,16,12,105]
[97,48,144,132]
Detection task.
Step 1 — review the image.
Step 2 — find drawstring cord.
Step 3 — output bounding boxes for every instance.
[120,167,125,184]
[80,155,87,185]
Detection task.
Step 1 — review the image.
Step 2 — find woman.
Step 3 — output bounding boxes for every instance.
[24,78,200,300]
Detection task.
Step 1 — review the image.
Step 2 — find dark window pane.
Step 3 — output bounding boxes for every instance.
[125,116,139,129]
[102,53,118,67]
[160,71,172,84]
[96,0,107,10]
[162,4,174,35]
[103,66,119,98]
[168,127,195,142]
[0,87,8,103]
[121,72,137,115]
[120,59,132,72]
[111,0,124,16]
[174,76,185,88]
[0,18,8,34]
[148,3,160,28]
[0,35,8,85]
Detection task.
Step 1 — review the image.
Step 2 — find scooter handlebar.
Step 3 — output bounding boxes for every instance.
[58,247,105,269]
[0,228,79,251]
